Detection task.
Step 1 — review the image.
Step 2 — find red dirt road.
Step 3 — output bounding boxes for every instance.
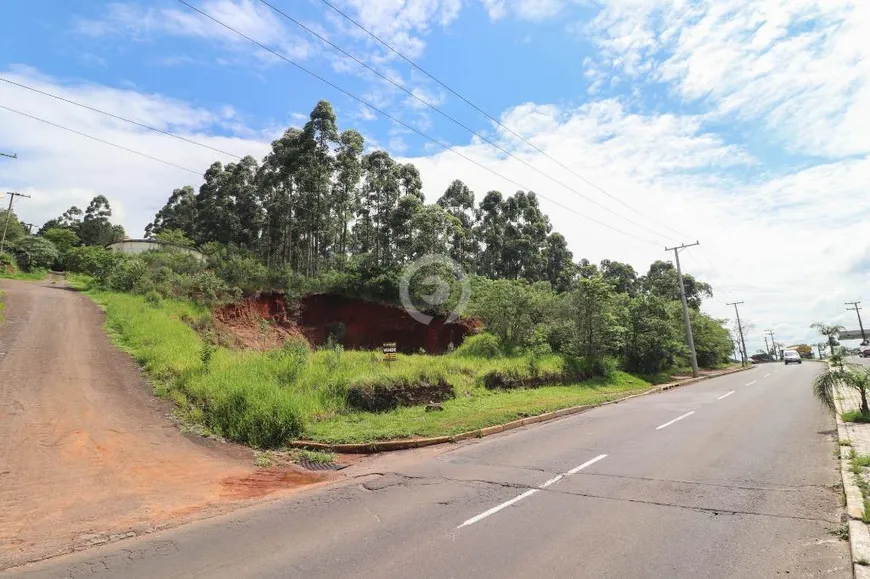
[0,281,326,571]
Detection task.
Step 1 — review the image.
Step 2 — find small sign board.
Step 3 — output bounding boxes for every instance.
[383,342,397,363]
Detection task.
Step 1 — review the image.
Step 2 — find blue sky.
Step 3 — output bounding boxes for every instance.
[1,0,869,349]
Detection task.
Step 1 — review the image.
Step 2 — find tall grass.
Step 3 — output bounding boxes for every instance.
[88,290,651,447]
[0,268,48,281]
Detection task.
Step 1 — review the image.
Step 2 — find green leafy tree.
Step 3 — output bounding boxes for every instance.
[154,229,196,248]
[0,209,26,246]
[146,185,198,239]
[621,295,679,374]
[811,322,844,357]
[686,308,732,367]
[436,180,478,268]
[561,274,622,360]
[467,278,558,352]
[77,195,125,246]
[12,236,59,271]
[600,259,638,295]
[333,129,364,260]
[42,227,80,253]
[641,260,712,309]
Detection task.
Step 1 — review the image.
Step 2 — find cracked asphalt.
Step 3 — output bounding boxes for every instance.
[4,361,850,578]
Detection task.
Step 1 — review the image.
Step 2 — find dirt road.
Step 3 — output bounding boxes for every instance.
[0,280,326,571]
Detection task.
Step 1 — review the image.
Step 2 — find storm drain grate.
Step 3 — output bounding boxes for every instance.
[298,459,347,471]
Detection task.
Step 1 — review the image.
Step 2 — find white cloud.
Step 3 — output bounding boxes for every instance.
[403,97,869,350]
[585,0,870,157]
[481,0,585,21]
[75,0,313,63]
[0,67,271,238]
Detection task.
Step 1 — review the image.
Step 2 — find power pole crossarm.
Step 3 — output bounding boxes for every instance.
[665,241,701,377]
[0,191,32,253]
[727,301,748,367]
[0,152,17,159]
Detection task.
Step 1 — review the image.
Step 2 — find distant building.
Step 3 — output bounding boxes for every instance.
[105,239,205,261]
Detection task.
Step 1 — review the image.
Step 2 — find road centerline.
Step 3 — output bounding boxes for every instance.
[718,390,735,400]
[746,380,757,386]
[457,454,608,528]
[655,411,695,431]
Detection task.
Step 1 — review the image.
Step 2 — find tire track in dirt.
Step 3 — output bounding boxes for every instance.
[0,280,328,571]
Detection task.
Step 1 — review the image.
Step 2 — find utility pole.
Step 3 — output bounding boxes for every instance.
[763,335,771,357]
[846,302,867,346]
[666,241,700,377]
[21,222,34,235]
[765,329,777,360]
[0,191,31,253]
[0,152,17,159]
[727,301,748,366]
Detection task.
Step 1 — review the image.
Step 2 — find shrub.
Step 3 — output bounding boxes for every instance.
[105,258,146,292]
[270,335,310,386]
[12,236,59,271]
[454,332,502,359]
[562,355,617,380]
[143,289,163,307]
[346,376,454,412]
[0,251,15,273]
[65,246,123,279]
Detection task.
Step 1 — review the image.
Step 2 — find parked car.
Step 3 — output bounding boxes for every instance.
[862,348,870,358]
[783,350,802,364]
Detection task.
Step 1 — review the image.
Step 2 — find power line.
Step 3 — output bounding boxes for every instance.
[0,77,243,159]
[1,151,17,159]
[315,0,693,242]
[174,0,657,245]
[0,105,201,175]
[257,0,673,244]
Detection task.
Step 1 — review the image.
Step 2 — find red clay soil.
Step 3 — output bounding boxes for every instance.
[0,280,332,571]
[214,292,480,354]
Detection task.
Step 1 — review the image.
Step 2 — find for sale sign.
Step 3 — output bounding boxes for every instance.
[383,342,397,363]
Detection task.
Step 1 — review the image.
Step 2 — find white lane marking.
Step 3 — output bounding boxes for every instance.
[764,373,771,378]
[746,380,757,386]
[457,454,608,528]
[655,411,695,431]
[718,390,735,400]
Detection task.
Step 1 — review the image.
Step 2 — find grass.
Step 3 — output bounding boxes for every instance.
[841,439,853,446]
[0,268,48,281]
[842,410,870,423]
[82,288,656,447]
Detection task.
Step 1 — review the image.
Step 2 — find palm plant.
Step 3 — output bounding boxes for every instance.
[814,366,870,415]
[811,322,845,359]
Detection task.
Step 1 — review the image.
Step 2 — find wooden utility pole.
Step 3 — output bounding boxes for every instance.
[727,301,748,366]
[1,191,31,253]
[666,241,700,377]
[846,302,867,346]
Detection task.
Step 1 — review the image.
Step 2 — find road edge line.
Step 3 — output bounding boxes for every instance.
[289,366,754,454]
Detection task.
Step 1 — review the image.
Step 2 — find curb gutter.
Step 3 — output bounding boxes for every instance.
[834,385,870,579]
[290,365,753,454]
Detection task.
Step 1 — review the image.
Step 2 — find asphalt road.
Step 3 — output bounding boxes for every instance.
[4,361,850,578]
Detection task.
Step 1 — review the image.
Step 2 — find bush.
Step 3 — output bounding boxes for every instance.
[65,246,123,279]
[562,355,617,381]
[346,377,454,412]
[105,258,146,292]
[454,332,502,359]
[0,251,15,273]
[12,236,59,271]
[270,336,310,386]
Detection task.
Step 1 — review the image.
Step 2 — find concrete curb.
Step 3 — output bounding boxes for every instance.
[289,365,753,454]
[833,382,870,577]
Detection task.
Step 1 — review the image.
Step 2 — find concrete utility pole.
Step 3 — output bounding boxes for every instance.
[727,301,748,366]
[666,241,700,377]
[0,191,31,253]
[765,329,777,360]
[846,302,867,346]
[763,336,771,357]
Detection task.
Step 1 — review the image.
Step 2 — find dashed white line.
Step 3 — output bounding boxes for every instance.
[457,454,608,528]
[764,373,771,378]
[655,411,695,431]
[746,380,757,386]
[718,390,735,400]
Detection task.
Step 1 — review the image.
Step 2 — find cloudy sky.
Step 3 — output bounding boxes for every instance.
[1,0,869,352]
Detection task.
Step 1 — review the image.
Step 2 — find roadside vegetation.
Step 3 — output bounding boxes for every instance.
[12,99,736,448]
